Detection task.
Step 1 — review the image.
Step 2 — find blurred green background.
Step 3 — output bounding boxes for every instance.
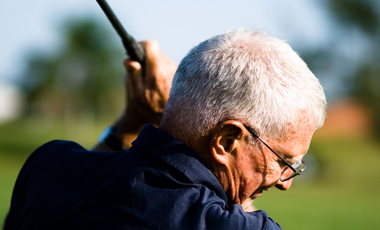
[1,0,380,229]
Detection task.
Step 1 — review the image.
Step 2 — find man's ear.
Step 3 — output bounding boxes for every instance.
[210,121,246,165]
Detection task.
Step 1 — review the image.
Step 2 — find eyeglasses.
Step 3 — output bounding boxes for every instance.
[244,126,306,182]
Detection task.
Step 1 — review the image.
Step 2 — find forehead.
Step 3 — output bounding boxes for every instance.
[267,118,316,160]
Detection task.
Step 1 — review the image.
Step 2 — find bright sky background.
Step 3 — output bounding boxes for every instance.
[0,0,332,121]
[1,0,330,81]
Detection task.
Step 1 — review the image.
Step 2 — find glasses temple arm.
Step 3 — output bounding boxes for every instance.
[247,127,298,173]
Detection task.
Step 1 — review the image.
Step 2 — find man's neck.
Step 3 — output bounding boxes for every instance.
[159,122,209,159]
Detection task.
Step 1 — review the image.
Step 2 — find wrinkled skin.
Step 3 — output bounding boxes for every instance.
[207,119,315,211]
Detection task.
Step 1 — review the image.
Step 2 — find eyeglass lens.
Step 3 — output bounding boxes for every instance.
[280,161,306,181]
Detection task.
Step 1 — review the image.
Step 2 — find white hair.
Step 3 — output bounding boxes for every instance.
[163,29,326,139]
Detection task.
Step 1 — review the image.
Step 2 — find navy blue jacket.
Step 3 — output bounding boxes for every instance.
[5,124,281,229]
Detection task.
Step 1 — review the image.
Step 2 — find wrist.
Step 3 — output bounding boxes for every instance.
[115,108,146,132]
[111,108,147,148]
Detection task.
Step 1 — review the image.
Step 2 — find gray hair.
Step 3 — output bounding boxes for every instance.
[163,29,326,139]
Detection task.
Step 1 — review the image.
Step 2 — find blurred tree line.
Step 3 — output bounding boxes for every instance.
[18,16,125,123]
[304,0,380,137]
[15,0,380,136]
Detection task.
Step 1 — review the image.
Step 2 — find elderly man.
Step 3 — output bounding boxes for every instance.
[5,29,326,229]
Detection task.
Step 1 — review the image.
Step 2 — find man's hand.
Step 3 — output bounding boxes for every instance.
[124,40,177,126]
[93,40,177,151]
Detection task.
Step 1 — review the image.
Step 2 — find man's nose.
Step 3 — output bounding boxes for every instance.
[275,178,293,190]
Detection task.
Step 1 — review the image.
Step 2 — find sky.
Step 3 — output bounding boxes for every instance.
[1,0,329,80]
[0,0,330,121]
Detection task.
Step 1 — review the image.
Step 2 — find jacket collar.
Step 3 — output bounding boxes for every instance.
[132,124,228,203]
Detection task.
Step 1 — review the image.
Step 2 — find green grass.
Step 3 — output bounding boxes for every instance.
[255,187,380,229]
[1,119,380,229]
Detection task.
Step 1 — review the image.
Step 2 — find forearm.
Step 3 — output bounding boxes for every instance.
[92,108,147,151]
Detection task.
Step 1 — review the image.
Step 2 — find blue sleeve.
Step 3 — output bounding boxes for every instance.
[122,171,282,229]
[5,140,118,229]
[204,204,282,230]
